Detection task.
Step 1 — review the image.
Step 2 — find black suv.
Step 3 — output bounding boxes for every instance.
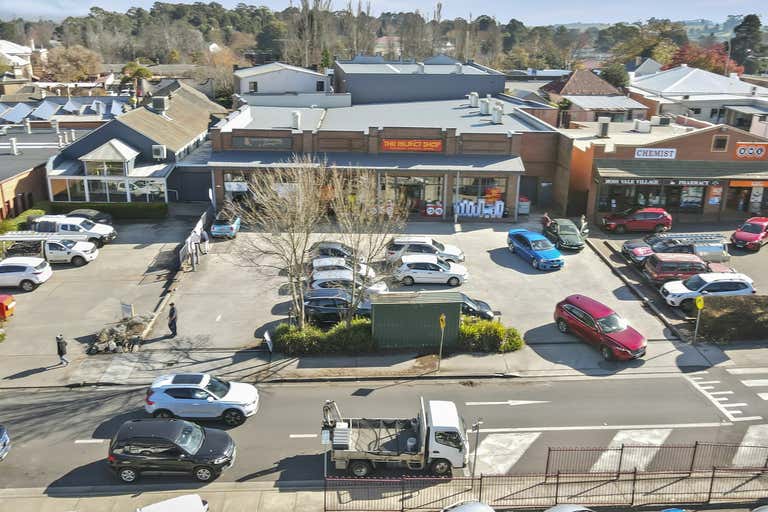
[108,419,235,483]
[302,288,371,325]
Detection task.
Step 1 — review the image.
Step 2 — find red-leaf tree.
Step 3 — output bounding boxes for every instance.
[664,43,744,75]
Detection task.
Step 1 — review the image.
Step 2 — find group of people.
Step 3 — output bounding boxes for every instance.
[541,212,588,233]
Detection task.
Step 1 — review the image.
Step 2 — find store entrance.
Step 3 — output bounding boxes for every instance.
[382,175,445,218]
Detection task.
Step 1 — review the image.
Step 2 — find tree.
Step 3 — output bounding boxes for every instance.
[666,43,744,75]
[122,61,153,81]
[650,39,679,65]
[320,48,332,69]
[46,45,103,82]
[599,62,629,88]
[731,14,763,74]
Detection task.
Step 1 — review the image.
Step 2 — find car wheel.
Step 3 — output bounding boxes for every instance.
[430,458,451,476]
[71,256,86,267]
[89,237,105,248]
[349,460,372,477]
[444,258,456,263]
[152,409,174,419]
[654,224,666,233]
[193,465,215,482]
[531,259,539,269]
[447,277,460,287]
[222,408,246,427]
[19,280,36,292]
[118,467,139,483]
[402,276,415,286]
[614,225,626,234]
[556,319,568,333]
[601,346,613,361]
[508,243,515,253]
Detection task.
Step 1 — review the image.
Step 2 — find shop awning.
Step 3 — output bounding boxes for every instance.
[596,159,768,183]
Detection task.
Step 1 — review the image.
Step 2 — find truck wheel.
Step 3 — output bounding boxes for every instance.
[71,256,86,267]
[89,237,105,248]
[430,459,451,476]
[348,460,372,477]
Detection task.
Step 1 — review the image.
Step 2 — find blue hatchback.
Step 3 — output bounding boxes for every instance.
[507,229,565,270]
[210,214,241,238]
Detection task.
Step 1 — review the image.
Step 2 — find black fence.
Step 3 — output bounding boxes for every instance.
[325,468,768,511]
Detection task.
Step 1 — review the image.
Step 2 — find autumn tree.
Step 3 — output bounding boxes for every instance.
[46,45,103,82]
[666,43,744,75]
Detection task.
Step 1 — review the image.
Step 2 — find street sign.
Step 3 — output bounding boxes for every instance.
[120,303,134,319]
[321,429,330,445]
[439,313,446,330]
[695,296,704,310]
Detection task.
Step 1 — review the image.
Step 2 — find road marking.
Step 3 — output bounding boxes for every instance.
[710,391,734,395]
[474,422,728,434]
[472,432,540,475]
[688,371,710,375]
[742,380,768,387]
[215,314,222,322]
[700,386,715,390]
[727,368,768,375]
[74,439,105,444]
[695,381,721,385]
[715,397,730,402]
[732,425,768,466]
[591,429,672,472]
[99,353,138,383]
[289,434,318,439]
[465,400,550,407]
[732,416,763,422]
[722,403,748,408]
[758,393,768,401]
[684,374,752,422]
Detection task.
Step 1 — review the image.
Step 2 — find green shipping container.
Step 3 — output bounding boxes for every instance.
[371,291,462,350]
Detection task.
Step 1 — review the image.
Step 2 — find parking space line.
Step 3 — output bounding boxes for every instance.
[476,422,728,433]
[710,391,734,395]
[757,393,768,401]
[215,314,222,322]
[722,403,748,408]
[74,439,105,444]
[742,380,768,387]
[289,434,318,439]
[732,416,763,422]
[695,381,721,385]
[727,368,768,375]
[700,386,715,390]
[688,371,710,375]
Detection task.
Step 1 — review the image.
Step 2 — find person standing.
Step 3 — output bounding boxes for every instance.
[168,302,178,338]
[56,334,69,367]
[200,230,210,254]
[541,211,552,231]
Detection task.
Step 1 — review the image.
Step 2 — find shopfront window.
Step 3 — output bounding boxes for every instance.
[107,181,128,202]
[598,183,707,213]
[50,179,69,201]
[667,186,705,212]
[380,175,444,217]
[455,177,508,218]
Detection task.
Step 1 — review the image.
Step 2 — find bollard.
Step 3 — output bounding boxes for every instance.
[9,137,18,155]
[25,118,31,134]
[70,129,76,142]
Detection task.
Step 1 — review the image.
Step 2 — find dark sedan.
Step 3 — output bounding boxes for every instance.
[461,294,495,320]
[302,288,371,325]
[67,208,113,225]
[543,218,588,251]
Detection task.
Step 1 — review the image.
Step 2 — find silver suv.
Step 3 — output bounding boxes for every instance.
[144,373,259,427]
[386,236,465,263]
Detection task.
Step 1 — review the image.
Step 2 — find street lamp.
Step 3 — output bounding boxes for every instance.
[471,418,483,480]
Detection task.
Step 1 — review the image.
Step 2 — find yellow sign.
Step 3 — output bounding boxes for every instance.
[695,296,704,310]
[381,139,444,152]
[439,313,446,330]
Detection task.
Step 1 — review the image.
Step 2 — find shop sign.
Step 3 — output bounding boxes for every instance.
[233,136,293,150]
[634,148,677,160]
[381,139,443,152]
[734,142,768,160]
[729,180,768,187]
[666,179,719,186]
[224,181,248,192]
[603,178,661,185]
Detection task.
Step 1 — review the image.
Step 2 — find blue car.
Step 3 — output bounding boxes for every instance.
[210,214,241,238]
[507,229,565,270]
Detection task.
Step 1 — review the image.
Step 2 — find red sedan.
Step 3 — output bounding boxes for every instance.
[554,295,647,361]
[731,217,768,251]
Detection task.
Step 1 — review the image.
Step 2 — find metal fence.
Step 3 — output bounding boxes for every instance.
[324,468,768,511]
[178,208,212,270]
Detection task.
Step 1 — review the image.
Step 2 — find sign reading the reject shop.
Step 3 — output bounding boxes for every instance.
[381,139,443,152]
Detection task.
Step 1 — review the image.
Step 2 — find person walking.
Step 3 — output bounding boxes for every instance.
[56,334,69,367]
[168,302,178,338]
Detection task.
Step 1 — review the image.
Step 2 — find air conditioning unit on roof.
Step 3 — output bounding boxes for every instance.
[152,144,167,160]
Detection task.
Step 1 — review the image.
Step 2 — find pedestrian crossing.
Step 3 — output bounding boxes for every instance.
[727,367,768,402]
[684,370,762,422]
[590,429,672,472]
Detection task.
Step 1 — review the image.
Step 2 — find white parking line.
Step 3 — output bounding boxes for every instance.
[289,434,318,439]
[710,391,734,395]
[732,416,763,422]
[475,422,728,433]
[758,393,768,401]
[688,371,710,375]
[683,374,756,422]
[722,403,748,408]
[727,368,768,375]
[696,381,721,385]
[215,314,222,322]
[700,386,715,390]
[742,380,768,387]
[74,439,105,444]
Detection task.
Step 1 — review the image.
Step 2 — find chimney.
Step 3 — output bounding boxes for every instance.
[10,137,19,156]
[635,56,641,66]
[29,39,35,51]
[416,62,425,74]
[291,110,302,130]
[454,63,463,74]
[70,129,76,142]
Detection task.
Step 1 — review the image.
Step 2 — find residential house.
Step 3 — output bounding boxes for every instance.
[625,57,662,80]
[232,62,342,108]
[0,40,47,79]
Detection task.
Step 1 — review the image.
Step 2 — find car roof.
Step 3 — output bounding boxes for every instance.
[392,235,431,244]
[401,254,439,264]
[305,288,352,300]
[68,208,100,215]
[563,295,615,318]
[312,257,347,268]
[508,229,546,241]
[696,272,752,283]
[0,256,44,265]
[649,253,704,262]
[151,373,208,388]
[115,418,186,441]
[311,269,354,280]
[311,241,347,250]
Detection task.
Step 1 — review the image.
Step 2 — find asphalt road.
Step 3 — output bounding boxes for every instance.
[1,373,766,491]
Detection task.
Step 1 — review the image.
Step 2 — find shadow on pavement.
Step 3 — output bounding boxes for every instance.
[3,365,59,379]
[237,453,323,483]
[486,247,541,275]
[92,409,146,439]
[296,352,418,369]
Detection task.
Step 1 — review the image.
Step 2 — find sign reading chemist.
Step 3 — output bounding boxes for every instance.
[381,139,444,152]
[634,148,677,160]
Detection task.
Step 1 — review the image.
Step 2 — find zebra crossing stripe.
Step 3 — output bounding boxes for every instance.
[742,380,768,387]
[472,432,540,476]
[590,429,672,472]
[732,425,768,467]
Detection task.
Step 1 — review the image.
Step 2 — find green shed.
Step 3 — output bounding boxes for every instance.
[371,291,463,350]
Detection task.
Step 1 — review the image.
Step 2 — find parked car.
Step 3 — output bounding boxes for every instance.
[507,229,565,270]
[386,236,465,263]
[642,253,733,286]
[731,217,768,251]
[554,295,647,361]
[660,272,755,308]
[210,214,241,238]
[0,257,53,291]
[0,425,10,461]
[460,293,495,320]
[108,418,235,483]
[308,241,360,261]
[622,233,728,266]
[137,495,208,512]
[601,207,672,234]
[309,269,388,295]
[441,502,496,512]
[66,208,113,225]
[5,239,99,266]
[393,254,469,286]
[302,288,371,325]
[144,373,259,427]
[29,215,117,247]
[311,257,376,280]
[543,506,594,512]
[543,218,588,251]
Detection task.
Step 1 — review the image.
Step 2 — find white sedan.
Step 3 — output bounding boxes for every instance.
[394,254,469,286]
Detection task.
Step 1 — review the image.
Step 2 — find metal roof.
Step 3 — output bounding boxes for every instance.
[631,65,768,97]
[79,138,140,162]
[370,291,464,305]
[724,104,768,115]
[563,95,648,110]
[336,62,491,75]
[596,159,768,180]
[234,62,326,78]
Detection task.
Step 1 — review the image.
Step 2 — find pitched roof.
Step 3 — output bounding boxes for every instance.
[233,62,325,79]
[634,58,662,77]
[563,95,648,110]
[116,81,225,153]
[79,138,140,162]
[0,40,32,55]
[541,70,621,96]
[632,65,768,97]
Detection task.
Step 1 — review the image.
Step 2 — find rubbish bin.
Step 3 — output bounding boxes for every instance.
[518,196,531,215]
[0,294,16,319]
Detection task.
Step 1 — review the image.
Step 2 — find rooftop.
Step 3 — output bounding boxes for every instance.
[560,120,706,150]
[0,96,128,123]
[234,62,326,79]
[222,105,325,132]
[631,65,768,97]
[541,70,621,97]
[562,95,649,110]
[0,129,91,182]
[335,59,499,76]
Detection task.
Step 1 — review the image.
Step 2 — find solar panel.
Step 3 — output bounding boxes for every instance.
[0,103,34,123]
[30,100,61,120]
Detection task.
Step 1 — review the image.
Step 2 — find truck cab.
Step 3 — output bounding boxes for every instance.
[426,400,468,474]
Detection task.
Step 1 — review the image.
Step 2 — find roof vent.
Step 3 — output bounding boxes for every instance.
[152,96,169,113]
[454,63,463,74]
[491,104,504,124]
[479,98,491,115]
[291,110,302,130]
[416,62,425,74]
[468,92,479,107]
[152,144,167,160]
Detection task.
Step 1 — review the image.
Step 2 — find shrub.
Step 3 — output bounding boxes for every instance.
[459,317,525,353]
[699,296,768,342]
[0,208,48,233]
[46,201,168,220]
[272,319,375,355]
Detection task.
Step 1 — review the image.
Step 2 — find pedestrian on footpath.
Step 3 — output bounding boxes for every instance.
[201,230,210,254]
[168,302,178,338]
[56,334,69,367]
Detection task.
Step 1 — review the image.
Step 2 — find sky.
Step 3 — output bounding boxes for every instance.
[0,0,766,25]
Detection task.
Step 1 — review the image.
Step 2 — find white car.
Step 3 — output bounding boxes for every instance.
[394,254,469,286]
[386,236,465,263]
[145,373,259,427]
[660,272,755,307]
[0,257,53,291]
[309,269,388,295]
[311,257,376,280]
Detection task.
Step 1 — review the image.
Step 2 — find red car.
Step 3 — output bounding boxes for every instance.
[731,217,768,251]
[601,207,672,234]
[554,295,647,361]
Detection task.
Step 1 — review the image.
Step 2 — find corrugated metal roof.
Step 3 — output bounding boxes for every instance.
[596,159,768,180]
[336,62,490,75]
[371,291,464,305]
[632,65,768,96]
[0,102,33,123]
[563,95,648,110]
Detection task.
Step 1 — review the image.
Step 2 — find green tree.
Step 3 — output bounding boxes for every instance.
[121,61,153,82]
[650,39,679,65]
[320,48,332,68]
[167,49,181,64]
[731,14,763,74]
[599,62,629,88]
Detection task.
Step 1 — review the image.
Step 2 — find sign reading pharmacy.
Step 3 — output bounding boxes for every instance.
[634,148,677,160]
[603,178,720,186]
[381,139,443,152]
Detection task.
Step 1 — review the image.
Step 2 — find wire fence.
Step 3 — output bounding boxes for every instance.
[325,467,768,511]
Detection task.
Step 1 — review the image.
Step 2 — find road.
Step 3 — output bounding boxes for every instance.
[2,370,768,492]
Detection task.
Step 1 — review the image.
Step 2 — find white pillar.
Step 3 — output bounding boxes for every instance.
[70,129,76,142]
[83,177,90,202]
[514,174,521,222]
[125,179,131,203]
[52,119,60,133]
[25,119,31,134]
[9,137,18,155]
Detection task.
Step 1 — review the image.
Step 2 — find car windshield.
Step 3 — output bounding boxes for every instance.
[531,239,554,251]
[462,294,479,310]
[740,223,763,234]
[431,239,445,251]
[61,240,77,249]
[204,376,230,398]
[213,218,232,226]
[650,241,674,251]
[34,261,48,271]
[557,224,578,235]
[683,275,706,291]
[175,423,205,454]
[597,313,628,333]
[436,259,450,271]
[80,219,95,229]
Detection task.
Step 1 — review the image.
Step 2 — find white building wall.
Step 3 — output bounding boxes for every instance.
[750,116,768,138]
[237,69,330,95]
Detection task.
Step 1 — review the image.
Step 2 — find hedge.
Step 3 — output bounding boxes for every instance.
[459,317,525,353]
[273,318,376,356]
[699,296,768,343]
[42,201,168,220]
[0,208,47,234]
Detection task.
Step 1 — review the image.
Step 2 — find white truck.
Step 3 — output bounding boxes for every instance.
[28,215,117,247]
[321,397,468,477]
[0,232,99,266]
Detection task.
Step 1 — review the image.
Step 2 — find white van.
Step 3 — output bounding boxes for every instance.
[29,215,117,247]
